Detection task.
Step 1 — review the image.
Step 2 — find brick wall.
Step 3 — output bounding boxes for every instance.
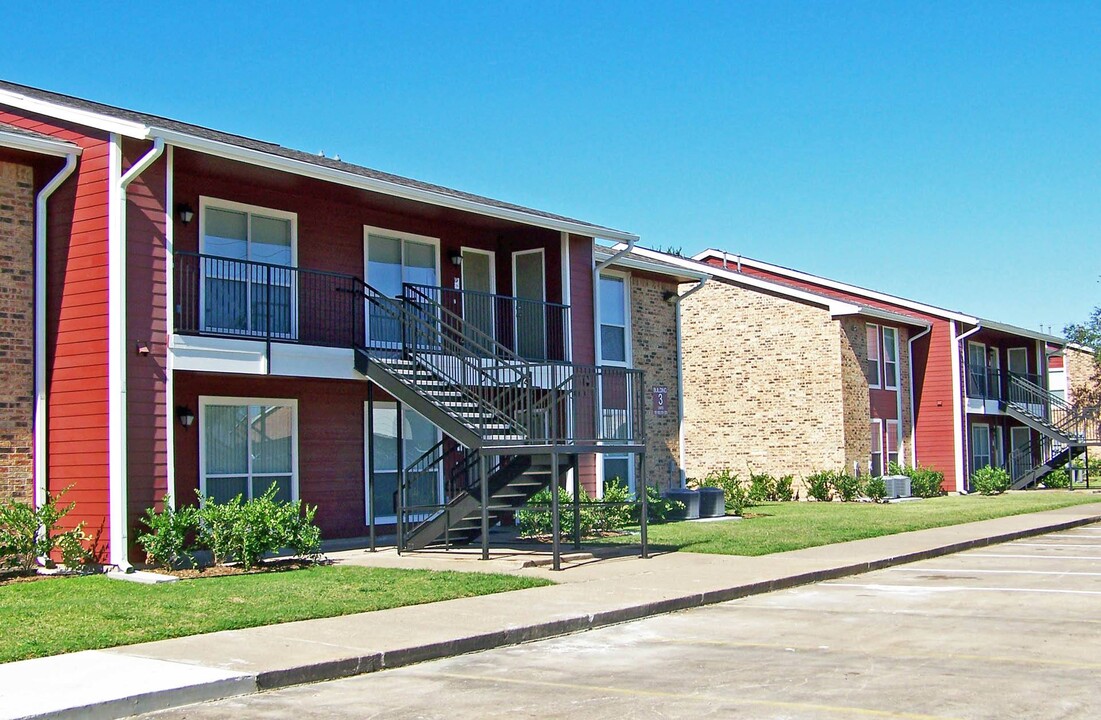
[628,274,681,490]
[839,319,872,473]
[680,281,848,485]
[0,161,34,503]
[1065,345,1099,407]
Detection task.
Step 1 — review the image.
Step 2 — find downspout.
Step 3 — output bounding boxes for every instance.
[34,151,80,509]
[906,325,932,469]
[110,137,165,569]
[670,277,709,487]
[951,322,983,493]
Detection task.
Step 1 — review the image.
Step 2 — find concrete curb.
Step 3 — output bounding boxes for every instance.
[10,509,1101,719]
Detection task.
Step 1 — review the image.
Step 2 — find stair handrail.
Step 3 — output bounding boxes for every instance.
[397,438,450,549]
[356,279,540,440]
[1009,374,1101,443]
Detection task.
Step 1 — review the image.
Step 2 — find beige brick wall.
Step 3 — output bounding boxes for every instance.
[681,281,848,484]
[628,274,681,490]
[0,161,35,504]
[839,319,871,473]
[1065,345,1099,408]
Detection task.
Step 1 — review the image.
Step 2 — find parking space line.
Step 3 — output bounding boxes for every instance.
[1009,543,1101,549]
[652,638,1101,672]
[967,553,1101,561]
[893,567,1101,577]
[827,582,1101,596]
[422,671,964,719]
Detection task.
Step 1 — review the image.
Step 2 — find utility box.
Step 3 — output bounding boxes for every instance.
[698,487,726,517]
[663,489,700,520]
[882,475,912,499]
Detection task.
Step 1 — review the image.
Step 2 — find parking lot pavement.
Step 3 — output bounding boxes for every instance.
[144,526,1101,720]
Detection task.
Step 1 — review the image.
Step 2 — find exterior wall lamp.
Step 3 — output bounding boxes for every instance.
[449,251,463,267]
[177,203,195,224]
[176,405,195,429]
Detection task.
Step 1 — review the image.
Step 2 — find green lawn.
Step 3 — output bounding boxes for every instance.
[0,565,550,663]
[612,490,1101,556]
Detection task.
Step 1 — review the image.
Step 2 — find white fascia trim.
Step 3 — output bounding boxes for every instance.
[0,89,149,138]
[155,128,639,243]
[975,318,1067,346]
[33,152,79,508]
[617,244,859,315]
[696,249,977,324]
[0,129,81,157]
[595,250,710,282]
[841,306,932,329]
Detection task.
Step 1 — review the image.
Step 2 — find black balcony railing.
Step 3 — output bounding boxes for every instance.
[966,367,1042,402]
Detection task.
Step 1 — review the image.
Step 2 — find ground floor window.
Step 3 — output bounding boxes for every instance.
[602,454,635,494]
[200,397,297,504]
[366,403,442,522]
[870,419,883,477]
[971,423,992,473]
[886,420,900,469]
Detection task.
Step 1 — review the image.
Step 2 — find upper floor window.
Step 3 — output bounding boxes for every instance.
[883,327,899,390]
[600,274,629,365]
[865,324,881,388]
[199,198,298,338]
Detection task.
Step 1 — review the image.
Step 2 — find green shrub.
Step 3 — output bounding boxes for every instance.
[194,487,323,570]
[137,498,197,569]
[1042,468,1070,489]
[518,483,649,539]
[639,485,684,524]
[863,476,888,502]
[888,462,946,498]
[971,465,1012,496]
[748,473,773,502]
[597,480,635,530]
[773,475,796,501]
[694,468,752,514]
[804,471,834,502]
[830,472,862,502]
[0,489,88,573]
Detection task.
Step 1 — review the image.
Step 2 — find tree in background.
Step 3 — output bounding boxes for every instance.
[1064,306,1101,408]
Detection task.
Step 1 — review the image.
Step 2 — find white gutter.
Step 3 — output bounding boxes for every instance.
[109,136,164,569]
[670,277,709,487]
[951,322,983,492]
[33,151,80,509]
[906,324,932,469]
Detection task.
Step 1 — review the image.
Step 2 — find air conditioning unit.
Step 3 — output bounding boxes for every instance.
[882,475,912,499]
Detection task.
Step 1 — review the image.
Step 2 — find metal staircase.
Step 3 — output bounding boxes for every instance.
[352,279,644,552]
[1005,375,1100,489]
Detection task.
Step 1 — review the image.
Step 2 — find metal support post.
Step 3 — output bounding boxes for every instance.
[480,453,490,560]
[551,450,561,571]
[396,400,405,554]
[639,452,649,559]
[572,459,581,551]
[367,383,376,552]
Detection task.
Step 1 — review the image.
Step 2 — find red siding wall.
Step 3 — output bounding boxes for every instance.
[568,234,598,493]
[0,108,113,550]
[124,139,169,552]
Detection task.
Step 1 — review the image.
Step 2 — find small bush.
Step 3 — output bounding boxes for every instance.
[517,483,644,539]
[137,498,197,569]
[971,465,1012,496]
[830,472,862,502]
[640,485,684,524]
[1042,469,1070,489]
[863,476,888,503]
[194,487,323,569]
[773,475,796,502]
[804,471,834,502]
[888,463,946,498]
[0,489,88,573]
[748,473,774,502]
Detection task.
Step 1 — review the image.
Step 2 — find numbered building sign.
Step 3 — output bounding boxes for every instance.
[651,386,669,417]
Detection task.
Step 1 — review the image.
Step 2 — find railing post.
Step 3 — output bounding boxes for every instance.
[480,452,490,561]
[396,400,405,554]
[367,383,376,552]
[551,450,561,571]
[639,451,649,559]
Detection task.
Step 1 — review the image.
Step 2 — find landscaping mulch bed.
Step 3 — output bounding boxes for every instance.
[150,558,325,579]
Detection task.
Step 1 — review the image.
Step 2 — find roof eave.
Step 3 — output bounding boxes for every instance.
[0,128,82,157]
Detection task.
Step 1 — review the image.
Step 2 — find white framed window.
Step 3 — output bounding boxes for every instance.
[971,423,991,474]
[199,397,298,505]
[870,419,883,477]
[364,226,440,346]
[967,341,988,399]
[886,419,900,469]
[199,197,297,338]
[866,324,881,388]
[882,327,899,390]
[364,402,442,523]
[1007,347,1029,378]
[599,272,630,366]
[602,454,635,495]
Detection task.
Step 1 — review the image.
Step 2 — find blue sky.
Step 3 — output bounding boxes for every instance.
[3,2,1098,332]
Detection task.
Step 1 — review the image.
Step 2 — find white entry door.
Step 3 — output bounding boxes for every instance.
[462,248,496,343]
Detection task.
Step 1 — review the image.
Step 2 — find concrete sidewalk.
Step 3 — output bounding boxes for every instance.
[4,503,1101,720]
